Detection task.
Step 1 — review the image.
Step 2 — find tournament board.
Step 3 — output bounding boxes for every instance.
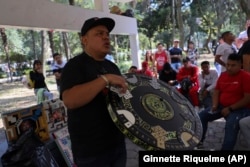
[108,73,202,150]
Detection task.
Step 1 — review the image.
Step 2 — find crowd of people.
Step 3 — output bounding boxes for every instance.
[23,17,250,167]
[127,19,250,152]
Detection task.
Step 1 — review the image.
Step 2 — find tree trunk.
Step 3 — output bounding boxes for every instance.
[172,0,176,42]
[0,28,13,82]
[129,0,137,8]
[68,0,75,5]
[48,30,54,56]
[239,0,250,19]
[30,30,37,60]
[203,29,212,54]
[176,0,184,49]
[62,32,70,61]
[41,31,49,75]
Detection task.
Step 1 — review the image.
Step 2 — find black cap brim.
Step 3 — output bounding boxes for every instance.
[81,17,115,36]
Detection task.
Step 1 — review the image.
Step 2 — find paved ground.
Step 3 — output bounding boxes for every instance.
[0,75,249,166]
[125,118,249,167]
[0,117,247,167]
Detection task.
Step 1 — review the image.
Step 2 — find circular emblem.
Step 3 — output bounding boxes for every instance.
[141,94,174,120]
[108,73,202,150]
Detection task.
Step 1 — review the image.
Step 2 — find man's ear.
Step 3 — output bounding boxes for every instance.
[81,36,87,46]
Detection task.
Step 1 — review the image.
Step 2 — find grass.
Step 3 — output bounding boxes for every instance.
[0,53,215,118]
[0,75,59,115]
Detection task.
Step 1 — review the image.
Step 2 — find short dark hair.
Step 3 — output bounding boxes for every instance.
[129,66,137,70]
[228,53,241,62]
[157,43,164,47]
[182,57,190,62]
[53,52,60,58]
[221,31,231,39]
[33,60,42,69]
[188,41,194,45]
[163,62,172,71]
[201,61,210,66]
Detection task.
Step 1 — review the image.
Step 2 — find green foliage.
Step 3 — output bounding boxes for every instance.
[117,60,133,74]
[0,0,249,67]
[9,52,27,63]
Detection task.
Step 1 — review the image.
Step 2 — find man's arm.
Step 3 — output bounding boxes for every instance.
[165,51,171,64]
[198,73,204,89]
[62,74,127,109]
[190,66,199,83]
[206,71,218,91]
[215,55,226,67]
[212,89,220,111]
[176,68,186,82]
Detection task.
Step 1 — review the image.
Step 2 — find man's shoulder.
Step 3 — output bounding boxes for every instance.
[191,65,199,70]
[67,53,88,64]
[216,43,230,52]
[240,70,250,77]
[209,70,219,78]
[210,69,218,74]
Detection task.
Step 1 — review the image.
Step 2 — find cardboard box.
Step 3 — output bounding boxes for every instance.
[42,99,68,133]
[1,104,49,142]
[53,126,74,167]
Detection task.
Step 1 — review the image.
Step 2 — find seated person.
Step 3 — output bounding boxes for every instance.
[197,53,250,150]
[159,62,177,86]
[128,66,137,73]
[136,61,153,77]
[176,57,199,112]
[198,61,218,109]
[30,60,53,103]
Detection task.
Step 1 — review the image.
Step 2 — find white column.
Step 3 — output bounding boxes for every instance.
[129,34,141,68]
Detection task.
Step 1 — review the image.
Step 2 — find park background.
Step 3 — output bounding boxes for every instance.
[1,1,250,165]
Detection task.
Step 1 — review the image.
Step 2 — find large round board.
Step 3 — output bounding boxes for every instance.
[108,73,202,150]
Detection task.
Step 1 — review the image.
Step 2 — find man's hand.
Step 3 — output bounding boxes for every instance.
[105,74,128,94]
[202,90,208,98]
[221,107,230,117]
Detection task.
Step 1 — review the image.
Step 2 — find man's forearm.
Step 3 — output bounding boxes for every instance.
[212,89,219,108]
[215,57,225,66]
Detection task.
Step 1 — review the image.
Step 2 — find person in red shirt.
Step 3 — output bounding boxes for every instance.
[176,57,199,111]
[137,61,153,77]
[154,43,170,73]
[197,53,250,150]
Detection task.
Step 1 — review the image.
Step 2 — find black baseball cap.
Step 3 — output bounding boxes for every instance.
[81,17,115,36]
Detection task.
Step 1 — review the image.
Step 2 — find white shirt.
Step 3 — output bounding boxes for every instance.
[238,30,247,39]
[198,69,218,92]
[51,60,66,71]
[215,43,236,72]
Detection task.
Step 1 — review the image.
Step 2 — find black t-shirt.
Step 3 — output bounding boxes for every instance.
[159,70,177,83]
[29,71,47,89]
[238,40,250,61]
[169,47,182,63]
[60,52,125,157]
